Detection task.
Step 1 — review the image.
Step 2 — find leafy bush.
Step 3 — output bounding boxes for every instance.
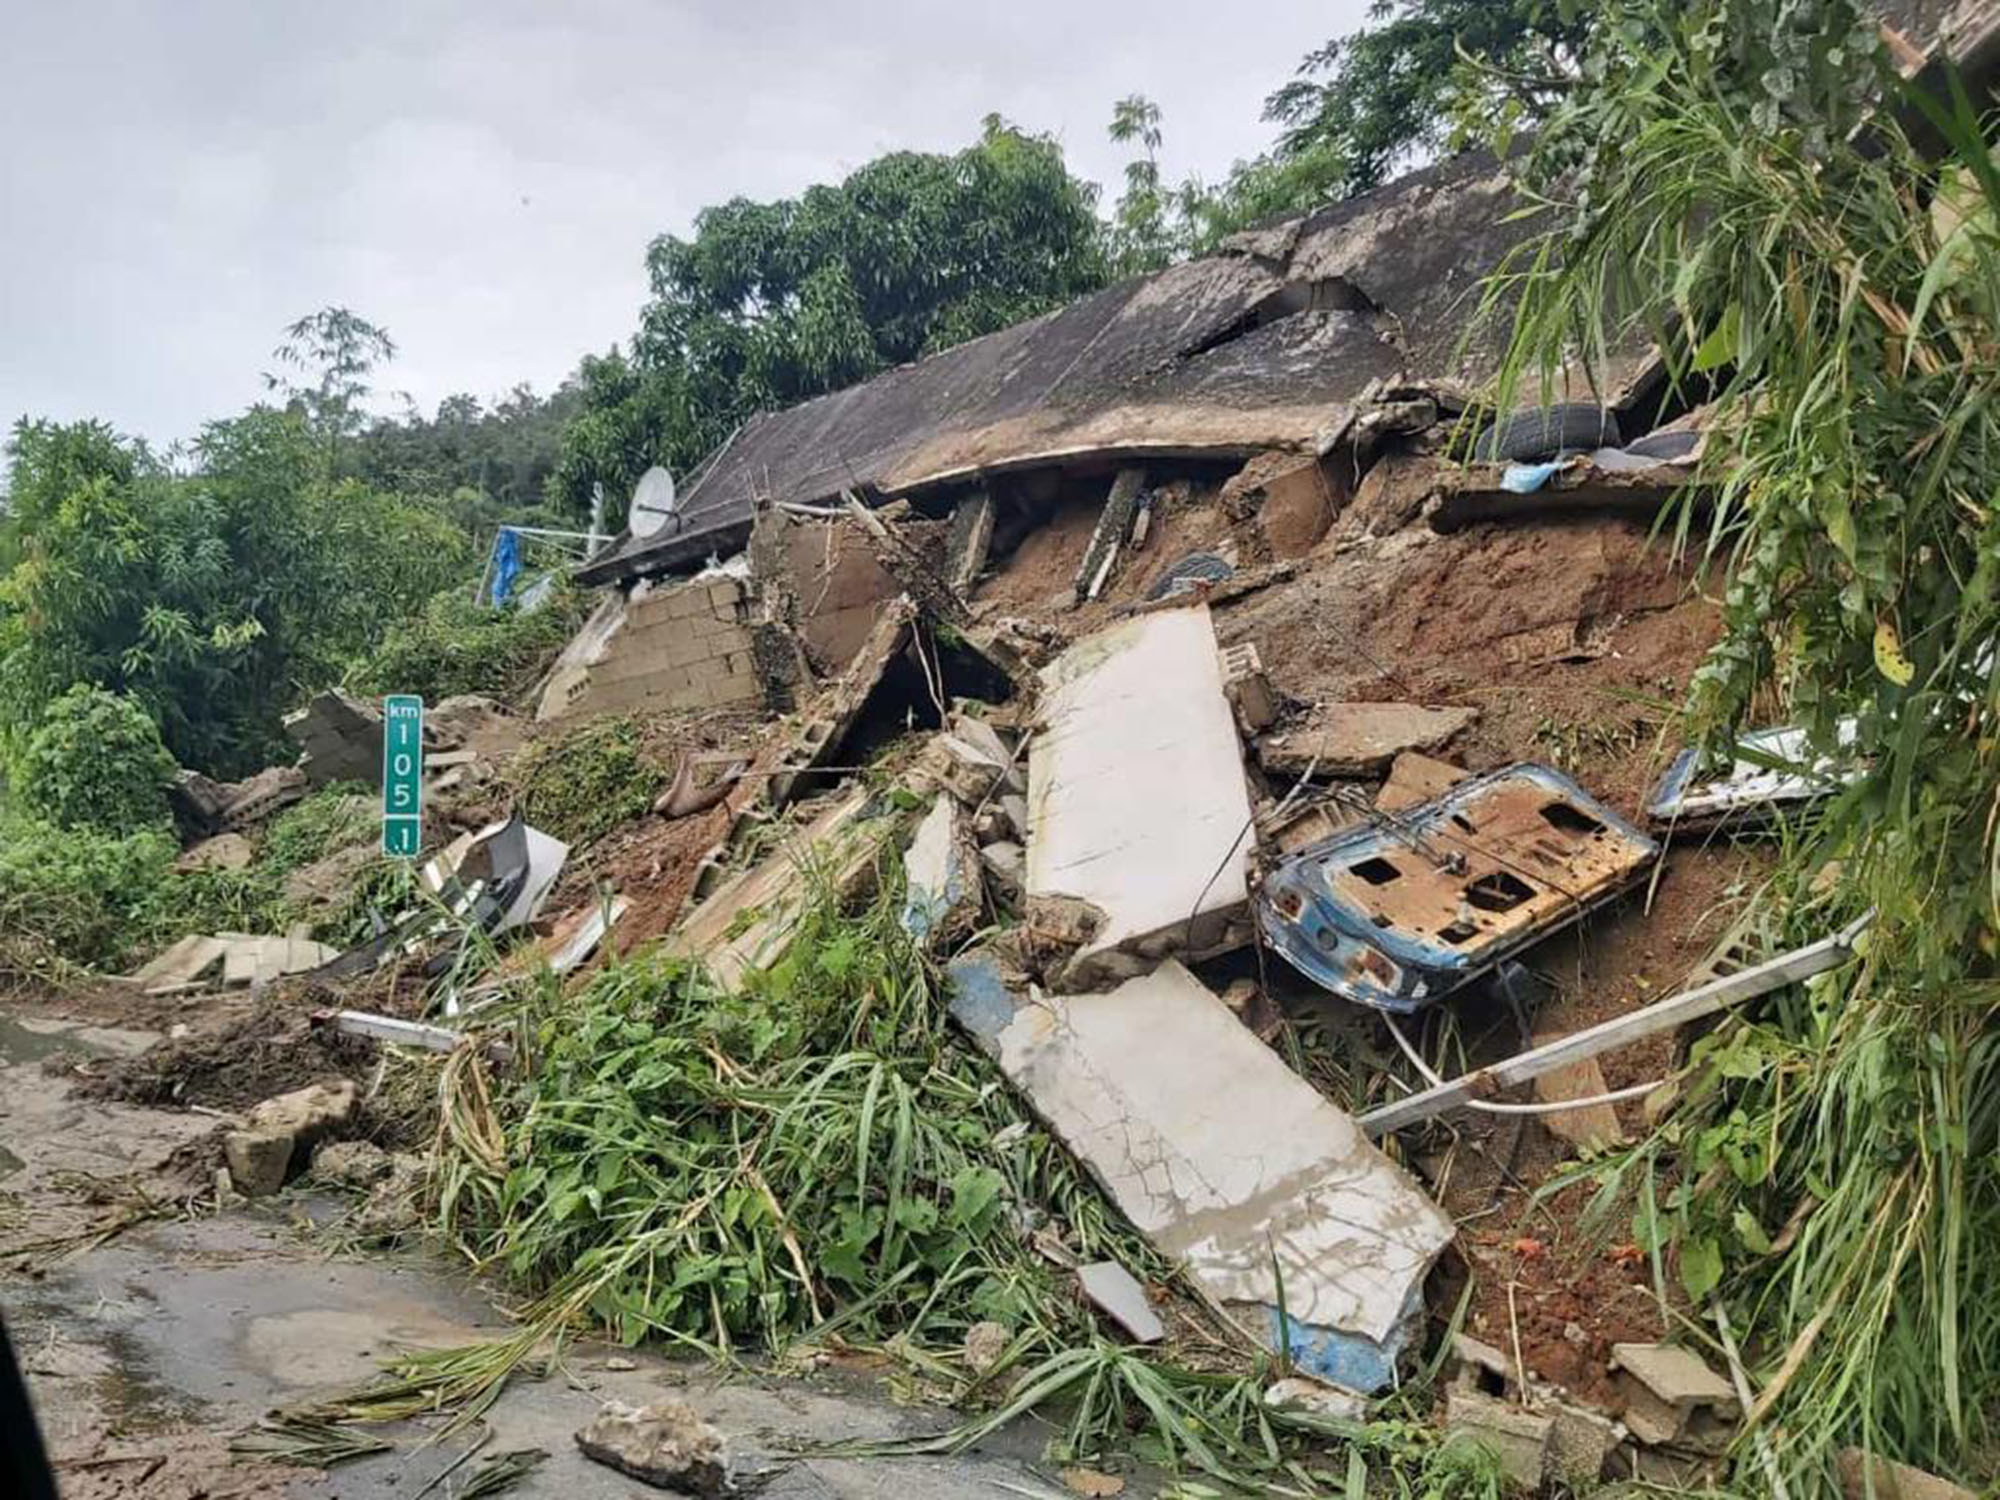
[510,715,662,848]
[0,815,177,970]
[349,584,587,706]
[258,782,373,877]
[16,684,175,834]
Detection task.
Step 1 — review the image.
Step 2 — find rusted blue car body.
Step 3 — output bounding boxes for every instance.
[1260,763,1659,1013]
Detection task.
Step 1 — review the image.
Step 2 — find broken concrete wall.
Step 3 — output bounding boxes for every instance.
[748,508,906,674]
[950,959,1454,1390]
[1026,604,1254,988]
[1219,451,1343,559]
[551,575,763,721]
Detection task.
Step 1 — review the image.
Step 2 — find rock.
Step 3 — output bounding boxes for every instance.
[174,833,254,873]
[1442,1388,1552,1491]
[355,1153,428,1237]
[603,1356,639,1372]
[1059,1467,1126,1497]
[250,1080,357,1138]
[313,1139,392,1188]
[917,732,1008,807]
[224,1128,297,1198]
[575,1399,729,1495]
[1446,1332,1514,1390]
[979,840,1025,899]
[1262,1376,1366,1421]
[1837,1449,1979,1500]
[963,1320,1011,1375]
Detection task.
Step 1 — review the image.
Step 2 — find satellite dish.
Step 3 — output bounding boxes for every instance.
[628,466,678,539]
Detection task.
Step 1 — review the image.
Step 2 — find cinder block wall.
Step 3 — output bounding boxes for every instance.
[563,576,763,718]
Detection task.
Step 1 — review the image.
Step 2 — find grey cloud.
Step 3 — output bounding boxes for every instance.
[0,0,1368,448]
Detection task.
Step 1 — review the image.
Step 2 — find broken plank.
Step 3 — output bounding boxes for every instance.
[1359,917,1870,1135]
[329,1011,465,1052]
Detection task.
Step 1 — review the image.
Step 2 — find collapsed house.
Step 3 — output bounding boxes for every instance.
[71,12,2000,1490]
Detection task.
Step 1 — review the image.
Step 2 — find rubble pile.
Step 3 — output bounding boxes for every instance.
[18,137,1927,1499]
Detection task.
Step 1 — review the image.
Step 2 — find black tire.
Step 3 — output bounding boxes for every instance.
[1471,404,1621,462]
[1621,428,1700,462]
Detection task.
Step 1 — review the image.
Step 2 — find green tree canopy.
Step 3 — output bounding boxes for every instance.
[0,406,467,776]
[548,117,1110,523]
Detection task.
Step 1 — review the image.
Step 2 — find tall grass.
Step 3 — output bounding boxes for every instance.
[1482,1,2000,1485]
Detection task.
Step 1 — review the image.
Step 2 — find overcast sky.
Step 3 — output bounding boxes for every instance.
[0,0,1371,449]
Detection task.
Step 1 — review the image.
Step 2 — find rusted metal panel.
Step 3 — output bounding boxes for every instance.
[1260,763,1659,1013]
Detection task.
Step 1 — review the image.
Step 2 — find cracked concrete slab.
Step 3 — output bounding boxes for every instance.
[949,958,1453,1390]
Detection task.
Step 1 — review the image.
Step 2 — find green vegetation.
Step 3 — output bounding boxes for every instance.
[1106,1,1594,265]
[510,716,663,849]
[333,876,1501,1496]
[547,118,1111,525]
[349,583,588,706]
[17,685,175,835]
[1490,0,2000,1486]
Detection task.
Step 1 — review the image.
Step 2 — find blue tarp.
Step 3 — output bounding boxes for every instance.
[490,527,523,607]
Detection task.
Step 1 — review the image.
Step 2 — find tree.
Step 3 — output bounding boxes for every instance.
[0,409,466,775]
[267,305,398,475]
[1108,95,1177,272]
[548,118,1109,523]
[1262,0,1595,202]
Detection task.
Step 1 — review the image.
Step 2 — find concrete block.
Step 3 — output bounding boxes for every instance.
[1259,702,1478,777]
[1611,1343,1737,1411]
[1218,641,1279,732]
[1442,1389,1552,1490]
[1547,1402,1619,1486]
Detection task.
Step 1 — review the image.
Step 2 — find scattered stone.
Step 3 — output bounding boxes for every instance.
[1442,1388,1552,1491]
[1059,1467,1126,1497]
[1076,1261,1164,1344]
[575,1399,729,1495]
[312,1138,392,1188]
[1837,1449,1979,1500]
[604,1356,640,1373]
[355,1153,429,1237]
[1617,1381,1688,1447]
[1263,1376,1366,1421]
[223,1128,296,1199]
[174,833,253,873]
[223,1080,359,1197]
[962,1320,1012,1375]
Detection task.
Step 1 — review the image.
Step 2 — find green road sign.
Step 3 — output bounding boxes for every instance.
[382,694,424,858]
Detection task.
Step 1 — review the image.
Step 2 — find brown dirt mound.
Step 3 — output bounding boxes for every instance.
[78,1002,372,1114]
